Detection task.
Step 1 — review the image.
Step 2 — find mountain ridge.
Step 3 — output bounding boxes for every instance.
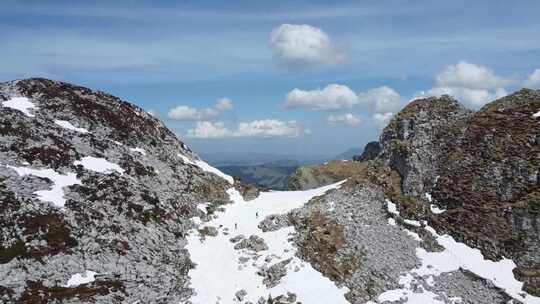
[1,78,539,303]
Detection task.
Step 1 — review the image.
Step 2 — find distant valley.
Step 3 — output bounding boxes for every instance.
[207,149,363,190]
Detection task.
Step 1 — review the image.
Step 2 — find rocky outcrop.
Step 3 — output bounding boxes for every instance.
[376,89,540,295]
[378,94,473,198]
[287,160,366,190]
[353,141,381,162]
[0,78,231,303]
[431,89,540,294]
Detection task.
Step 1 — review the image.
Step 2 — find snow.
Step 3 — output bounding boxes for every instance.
[186,181,350,304]
[64,270,97,287]
[417,226,540,304]
[196,202,210,214]
[404,219,421,227]
[129,147,146,155]
[54,120,89,133]
[380,198,540,304]
[388,218,397,225]
[178,153,234,184]
[404,229,422,242]
[425,193,446,214]
[386,199,399,215]
[74,156,125,175]
[533,110,540,118]
[430,204,446,214]
[7,165,81,208]
[1,97,36,117]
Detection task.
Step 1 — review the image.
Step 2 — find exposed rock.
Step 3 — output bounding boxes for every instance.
[234,235,269,252]
[0,78,231,303]
[377,94,473,198]
[353,141,381,162]
[235,289,247,301]
[234,179,260,201]
[375,89,540,296]
[258,214,291,232]
[198,226,219,237]
[229,234,246,243]
[287,160,366,190]
[257,258,292,288]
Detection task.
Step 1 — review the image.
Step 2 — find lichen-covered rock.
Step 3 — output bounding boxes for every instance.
[0,78,231,303]
[378,94,473,198]
[376,89,540,296]
[234,235,269,252]
[431,89,540,295]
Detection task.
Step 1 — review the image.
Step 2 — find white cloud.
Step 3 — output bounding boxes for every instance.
[435,61,513,90]
[358,86,402,113]
[373,112,394,129]
[420,62,512,108]
[270,24,344,67]
[168,98,234,121]
[186,120,306,139]
[284,84,359,111]
[327,113,362,126]
[421,86,508,108]
[525,69,540,88]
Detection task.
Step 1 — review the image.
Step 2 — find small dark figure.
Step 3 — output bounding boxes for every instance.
[235,223,238,230]
[256,212,259,218]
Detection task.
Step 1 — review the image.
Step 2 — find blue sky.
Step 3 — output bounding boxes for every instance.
[2,1,539,156]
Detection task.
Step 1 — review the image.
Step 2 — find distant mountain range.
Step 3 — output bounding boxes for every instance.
[212,148,363,190]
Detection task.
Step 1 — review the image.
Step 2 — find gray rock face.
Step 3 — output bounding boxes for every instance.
[376,89,540,295]
[289,174,512,303]
[353,141,381,162]
[377,95,473,198]
[0,78,230,303]
[234,235,269,252]
[257,258,292,288]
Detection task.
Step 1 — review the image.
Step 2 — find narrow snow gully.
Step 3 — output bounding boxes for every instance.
[185,181,350,304]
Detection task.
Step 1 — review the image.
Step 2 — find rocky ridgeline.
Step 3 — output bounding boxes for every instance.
[283,90,539,302]
[1,78,539,304]
[378,90,540,295]
[0,78,231,303]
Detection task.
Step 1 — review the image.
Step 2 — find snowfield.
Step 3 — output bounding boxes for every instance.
[1,96,36,117]
[54,120,90,133]
[74,156,125,175]
[6,165,81,208]
[178,153,234,184]
[380,200,540,304]
[64,270,97,287]
[186,181,350,304]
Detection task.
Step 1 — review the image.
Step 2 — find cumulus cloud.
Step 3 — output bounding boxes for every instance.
[422,62,512,108]
[285,84,358,111]
[168,98,234,121]
[186,119,306,139]
[435,61,513,89]
[358,86,402,113]
[373,112,393,129]
[421,87,508,108]
[525,69,540,88]
[284,84,403,113]
[270,24,344,67]
[327,113,362,126]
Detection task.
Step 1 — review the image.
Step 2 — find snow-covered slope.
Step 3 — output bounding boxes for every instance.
[186,182,348,304]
